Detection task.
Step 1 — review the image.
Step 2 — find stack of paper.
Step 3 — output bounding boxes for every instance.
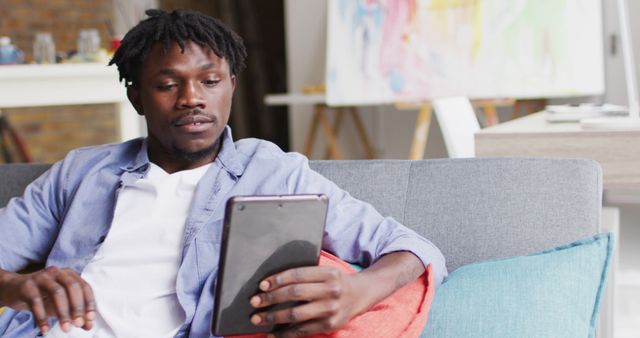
[545,104,628,122]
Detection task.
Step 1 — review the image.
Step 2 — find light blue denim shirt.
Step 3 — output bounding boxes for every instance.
[0,127,446,338]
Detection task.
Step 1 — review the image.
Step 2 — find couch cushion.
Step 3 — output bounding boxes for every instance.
[0,163,51,207]
[422,232,613,338]
[312,158,602,272]
[405,158,602,271]
[309,160,411,222]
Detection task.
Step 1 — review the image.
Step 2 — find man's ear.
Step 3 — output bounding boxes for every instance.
[127,86,144,116]
[231,75,237,91]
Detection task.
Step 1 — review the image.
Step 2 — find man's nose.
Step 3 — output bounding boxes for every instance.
[177,81,206,109]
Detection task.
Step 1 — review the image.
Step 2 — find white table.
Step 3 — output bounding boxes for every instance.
[475,111,640,195]
[0,64,146,142]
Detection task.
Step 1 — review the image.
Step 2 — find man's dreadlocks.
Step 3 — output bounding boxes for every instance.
[109,9,247,87]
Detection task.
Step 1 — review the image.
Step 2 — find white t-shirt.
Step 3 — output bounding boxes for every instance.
[49,163,211,338]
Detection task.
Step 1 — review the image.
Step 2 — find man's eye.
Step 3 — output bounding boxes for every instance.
[203,79,221,87]
[157,84,176,91]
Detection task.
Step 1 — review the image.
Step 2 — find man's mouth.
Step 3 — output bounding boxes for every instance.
[174,114,215,127]
[173,112,216,133]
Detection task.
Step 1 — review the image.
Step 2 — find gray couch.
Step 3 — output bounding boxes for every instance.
[0,157,601,273]
[0,158,605,336]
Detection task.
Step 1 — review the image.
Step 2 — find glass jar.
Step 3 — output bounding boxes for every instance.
[33,32,56,64]
[77,29,101,61]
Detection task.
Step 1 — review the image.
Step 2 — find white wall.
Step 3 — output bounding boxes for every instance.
[602,0,640,106]
[283,0,326,157]
[112,0,158,37]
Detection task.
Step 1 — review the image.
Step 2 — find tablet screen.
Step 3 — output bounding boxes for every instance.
[211,194,328,336]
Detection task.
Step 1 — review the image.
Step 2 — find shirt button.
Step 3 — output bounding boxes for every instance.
[98,235,106,243]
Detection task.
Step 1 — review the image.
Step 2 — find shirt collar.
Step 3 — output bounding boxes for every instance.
[214,126,245,177]
[120,126,245,177]
[120,138,150,173]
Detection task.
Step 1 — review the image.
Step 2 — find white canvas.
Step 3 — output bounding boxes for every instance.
[326,0,605,106]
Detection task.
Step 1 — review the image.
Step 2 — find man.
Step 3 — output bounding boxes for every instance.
[0,9,446,338]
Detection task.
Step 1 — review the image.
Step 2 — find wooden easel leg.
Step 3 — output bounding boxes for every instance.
[511,99,547,120]
[482,104,499,126]
[348,107,375,159]
[409,104,432,160]
[324,108,345,159]
[510,101,523,120]
[303,105,322,157]
[526,99,547,115]
[317,107,343,160]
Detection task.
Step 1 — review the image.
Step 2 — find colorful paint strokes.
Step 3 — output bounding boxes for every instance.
[326,0,605,105]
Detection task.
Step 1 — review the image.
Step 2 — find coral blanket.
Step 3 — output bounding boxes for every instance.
[230,250,434,338]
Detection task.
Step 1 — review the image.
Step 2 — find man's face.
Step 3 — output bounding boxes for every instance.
[128,40,235,170]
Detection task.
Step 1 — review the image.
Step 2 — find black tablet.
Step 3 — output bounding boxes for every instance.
[211,194,329,336]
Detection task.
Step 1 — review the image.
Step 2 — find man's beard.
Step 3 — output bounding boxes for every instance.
[172,137,221,163]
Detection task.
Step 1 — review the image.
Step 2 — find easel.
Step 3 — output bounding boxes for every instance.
[510,99,548,120]
[265,90,547,161]
[395,102,434,161]
[474,98,517,126]
[299,85,375,160]
[303,104,375,160]
[398,98,535,160]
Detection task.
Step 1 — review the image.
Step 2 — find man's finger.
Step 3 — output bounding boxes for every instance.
[62,269,96,330]
[79,276,97,329]
[20,280,49,334]
[82,318,94,331]
[56,269,85,326]
[261,267,341,291]
[38,272,73,332]
[251,282,336,308]
[251,299,340,326]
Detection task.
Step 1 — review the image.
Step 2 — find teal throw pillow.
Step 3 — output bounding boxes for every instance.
[422,233,613,338]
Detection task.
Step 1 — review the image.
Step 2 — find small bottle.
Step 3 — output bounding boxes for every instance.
[0,36,24,65]
[33,32,56,64]
[78,29,101,62]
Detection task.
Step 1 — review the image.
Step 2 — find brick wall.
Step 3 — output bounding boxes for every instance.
[0,0,118,164]
[2,105,118,163]
[0,0,113,62]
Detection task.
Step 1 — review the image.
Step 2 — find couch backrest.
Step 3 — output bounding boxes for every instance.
[0,158,602,272]
[310,158,602,271]
[0,163,51,207]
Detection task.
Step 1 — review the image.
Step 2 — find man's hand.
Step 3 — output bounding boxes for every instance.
[0,266,96,335]
[249,265,366,338]
[249,251,425,338]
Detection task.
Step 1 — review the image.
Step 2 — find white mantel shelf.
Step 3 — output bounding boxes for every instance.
[0,63,145,142]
